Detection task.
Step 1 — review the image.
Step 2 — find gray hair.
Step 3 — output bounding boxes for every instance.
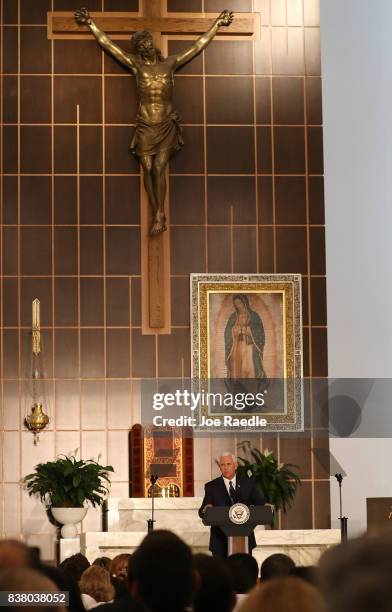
[219,452,237,463]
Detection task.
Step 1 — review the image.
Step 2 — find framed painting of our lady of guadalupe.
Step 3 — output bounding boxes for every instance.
[190,274,303,432]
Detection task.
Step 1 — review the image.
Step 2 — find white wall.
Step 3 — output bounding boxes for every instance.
[321,0,392,535]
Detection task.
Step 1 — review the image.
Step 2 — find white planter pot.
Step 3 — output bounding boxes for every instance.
[51,507,88,539]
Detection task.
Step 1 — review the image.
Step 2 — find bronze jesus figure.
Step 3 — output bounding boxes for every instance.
[75,8,234,235]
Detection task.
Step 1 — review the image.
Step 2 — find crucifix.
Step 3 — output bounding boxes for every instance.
[48,2,259,333]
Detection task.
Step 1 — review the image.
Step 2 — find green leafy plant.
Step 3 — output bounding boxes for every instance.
[24,455,114,508]
[236,441,301,523]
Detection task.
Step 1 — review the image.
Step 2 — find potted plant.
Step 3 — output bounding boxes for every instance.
[24,455,114,538]
[236,441,301,527]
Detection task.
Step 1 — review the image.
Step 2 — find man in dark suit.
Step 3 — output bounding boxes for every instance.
[198,452,266,558]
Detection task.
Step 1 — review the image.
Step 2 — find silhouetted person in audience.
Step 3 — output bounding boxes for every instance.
[0,539,35,569]
[0,567,67,612]
[193,553,236,612]
[319,531,392,612]
[98,553,144,612]
[93,557,112,572]
[293,565,319,587]
[226,553,259,592]
[239,576,324,612]
[259,553,296,581]
[131,530,196,612]
[110,554,131,600]
[0,540,84,612]
[39,563,85,612]
[79,566,115,609]
[225,553,259,611]
[60,552,90,583]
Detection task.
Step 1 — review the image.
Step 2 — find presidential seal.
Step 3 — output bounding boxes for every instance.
[229,503,250,525]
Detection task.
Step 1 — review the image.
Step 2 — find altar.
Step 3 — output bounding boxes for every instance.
[60,498,341,566]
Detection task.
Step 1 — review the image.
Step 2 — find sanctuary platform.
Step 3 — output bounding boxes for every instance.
[60,498,341,566]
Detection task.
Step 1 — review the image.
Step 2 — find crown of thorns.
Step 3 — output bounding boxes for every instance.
[130,30,164,60]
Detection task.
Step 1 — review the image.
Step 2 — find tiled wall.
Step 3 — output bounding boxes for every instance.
[0,0,329,557]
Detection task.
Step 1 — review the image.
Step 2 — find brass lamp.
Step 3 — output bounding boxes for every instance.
[24,299,50,444]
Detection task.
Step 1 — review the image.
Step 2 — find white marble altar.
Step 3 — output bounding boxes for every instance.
[80,527,341,566]
[59,537,80,563]
[253,528,341,566]
[64,498,341,566]
[105,497,203,533]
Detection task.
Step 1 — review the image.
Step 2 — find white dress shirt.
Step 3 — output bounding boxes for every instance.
[223,474,236,497]
[81,594,112,610]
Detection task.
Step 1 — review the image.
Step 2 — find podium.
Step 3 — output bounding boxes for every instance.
[203,504,273,555]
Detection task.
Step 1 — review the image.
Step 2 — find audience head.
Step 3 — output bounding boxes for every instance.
[193,553,236,612]
[59,552,90,583]
[110,553,131,580]
[239,576,324,612]
[0,539,35,569]
[126,553,135,589]
[79,565,115,603]
[225,553,258,594]
[132,530,195,612]
[293,565,319,587]
[110,553,131,599]
[39,564,85,612]
[260,553,295,581]
[319,531,392,612]
[92,556,111,572]
[0,567,66,612]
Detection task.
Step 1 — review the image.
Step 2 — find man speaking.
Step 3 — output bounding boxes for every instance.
[198,452,266,558]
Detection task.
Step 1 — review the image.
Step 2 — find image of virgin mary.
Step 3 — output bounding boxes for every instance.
[224,294,269,396]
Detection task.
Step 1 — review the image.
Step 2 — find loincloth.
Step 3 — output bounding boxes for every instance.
[130,110,184,157]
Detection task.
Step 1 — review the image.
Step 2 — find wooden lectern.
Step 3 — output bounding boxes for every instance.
[204,505,273,554]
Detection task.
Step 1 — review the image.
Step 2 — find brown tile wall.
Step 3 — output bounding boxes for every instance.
[0,0,328,533]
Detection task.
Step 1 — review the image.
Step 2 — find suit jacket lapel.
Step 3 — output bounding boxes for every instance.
[235,474,246,502]
[235,476,240,500]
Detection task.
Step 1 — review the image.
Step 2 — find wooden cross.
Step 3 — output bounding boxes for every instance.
[48,3,259,39]
[48,1,259,333]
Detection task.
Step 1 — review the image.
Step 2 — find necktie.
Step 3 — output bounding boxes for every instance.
[229,480,236,503]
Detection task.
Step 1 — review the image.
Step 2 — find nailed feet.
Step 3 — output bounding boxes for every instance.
[150,211,167,235]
